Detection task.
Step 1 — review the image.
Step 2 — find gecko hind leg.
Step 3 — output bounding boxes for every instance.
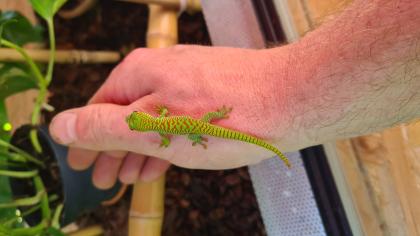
[188,134,208,149]
[201,105,233,123]
[159,132,171,148]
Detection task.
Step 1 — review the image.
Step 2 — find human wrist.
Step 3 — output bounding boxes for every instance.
[260,40,357,151]
[256,45,314,151]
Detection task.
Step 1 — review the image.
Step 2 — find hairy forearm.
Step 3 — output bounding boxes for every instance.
[273,0,420,150]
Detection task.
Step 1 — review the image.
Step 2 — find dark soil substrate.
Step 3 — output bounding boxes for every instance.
[44,1,266,235]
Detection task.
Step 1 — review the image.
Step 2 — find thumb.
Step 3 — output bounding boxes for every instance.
[49,103,150,152]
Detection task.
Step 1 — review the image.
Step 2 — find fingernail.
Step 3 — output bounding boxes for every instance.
[51,112,77,144]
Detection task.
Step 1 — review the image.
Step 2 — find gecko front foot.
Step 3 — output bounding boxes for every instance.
[156,105,169,118]
[188,134,208,149]
[217,105,233,119]
[201,105,233,123]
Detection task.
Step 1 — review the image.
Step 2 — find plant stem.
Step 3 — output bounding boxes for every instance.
[0,139,44,167]
[51,203,63,229]
[0,160,23,167]
[21,204,41,217]
[29,128,42,154]
[29,19,57,153]
[0,39,44,86]
[45,19,56,86]
[0,190,44,208]
[2,204,41,226]
[34,176,51,221]
[1,194,60,228]
[10,219,48,235]
[0,152,27,164]
[0,169,38,178]
[30,87,47,127]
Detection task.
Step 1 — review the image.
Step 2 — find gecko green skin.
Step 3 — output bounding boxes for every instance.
[125,106,290,168]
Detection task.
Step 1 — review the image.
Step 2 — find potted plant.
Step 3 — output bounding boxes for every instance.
[0,1,120,234]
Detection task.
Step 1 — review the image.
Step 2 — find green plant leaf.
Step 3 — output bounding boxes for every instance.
[0,175,14,229]
[52,0,68,16]
[0,63,38,100]
[29,0,68,20]
[45,227,65,236]
[0,223,13,235]
[0,101,9,142]
[0,63,37,143]
[0,11,43,46]
[0,175,12,205]
[0,14,15,46]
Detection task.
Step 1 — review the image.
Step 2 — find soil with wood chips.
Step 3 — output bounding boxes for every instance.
[44,1,266,235]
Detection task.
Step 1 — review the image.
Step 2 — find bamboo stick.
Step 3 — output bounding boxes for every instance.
[146,5,178,47]
[118,0,201,14]
[128,4,178,236]
[129,175,166,236]
[0,48,120,64]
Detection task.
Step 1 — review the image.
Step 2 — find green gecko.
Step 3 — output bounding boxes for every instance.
[125,106,290,168]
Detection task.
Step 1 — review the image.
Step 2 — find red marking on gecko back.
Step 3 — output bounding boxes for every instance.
[182,119,189,129]
[170,119,178,132]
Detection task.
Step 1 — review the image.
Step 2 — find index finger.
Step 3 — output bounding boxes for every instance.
[89,48,158,105]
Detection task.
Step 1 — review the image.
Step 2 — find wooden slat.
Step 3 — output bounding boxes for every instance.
[329,140,383,236]
[350,132,410,236]
[305,0,353,26]
[287,0,311,36]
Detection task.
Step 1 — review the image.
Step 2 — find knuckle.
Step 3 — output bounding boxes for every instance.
[77,106,109,144]
[119,48,150,69]
[129,48,151,59]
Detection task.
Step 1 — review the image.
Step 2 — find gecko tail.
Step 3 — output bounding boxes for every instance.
[206,125,291,168]
[261,141,291,168]
[249,137,292,169]
[276,151,291,168]
[237,131,291,168]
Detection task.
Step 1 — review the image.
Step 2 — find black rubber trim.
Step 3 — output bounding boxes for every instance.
[300,146,353,236]
[251,0,286,45]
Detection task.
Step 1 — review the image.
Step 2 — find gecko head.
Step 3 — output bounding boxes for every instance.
[126,111,154,131]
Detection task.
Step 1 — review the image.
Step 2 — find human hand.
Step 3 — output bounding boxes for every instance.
[49,45,295,189]
[50,0,420,189]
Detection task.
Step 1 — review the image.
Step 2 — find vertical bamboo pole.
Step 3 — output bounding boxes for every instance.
[128,5,177,236]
